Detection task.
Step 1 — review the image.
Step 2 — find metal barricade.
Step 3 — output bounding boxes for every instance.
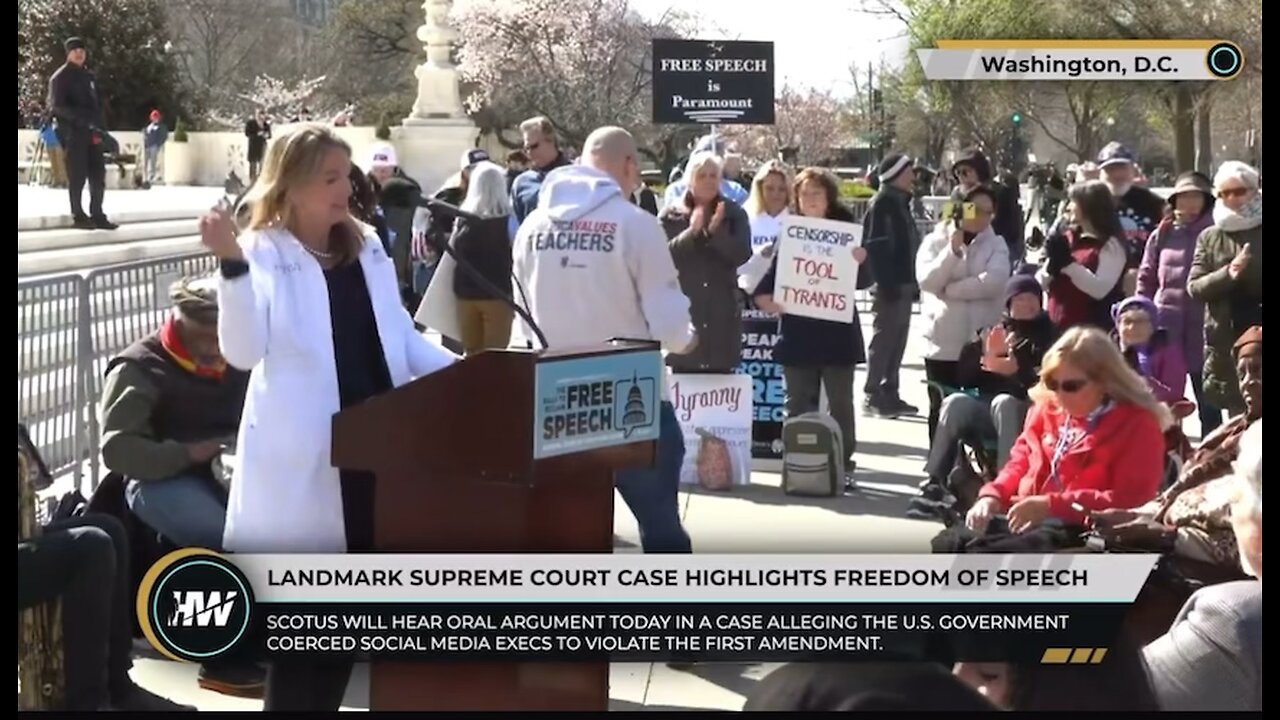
[17,274,85,483]
[81,254,219,487]
[16,252,216,494]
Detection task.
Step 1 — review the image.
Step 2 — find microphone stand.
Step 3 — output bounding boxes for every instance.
[418,198,550,350]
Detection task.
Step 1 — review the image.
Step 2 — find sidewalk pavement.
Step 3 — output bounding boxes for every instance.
[128,314,945,711]
[17,184,223,229]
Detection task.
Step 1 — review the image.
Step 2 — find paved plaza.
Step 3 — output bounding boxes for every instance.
[127,314,944,711]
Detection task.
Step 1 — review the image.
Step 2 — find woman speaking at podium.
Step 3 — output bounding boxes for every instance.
[198,123,458,710]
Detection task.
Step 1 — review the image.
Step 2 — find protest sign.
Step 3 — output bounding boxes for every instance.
[738,310,785,459]
[669,374,753,487]
[775,215,862,323]
[652,39,775,125]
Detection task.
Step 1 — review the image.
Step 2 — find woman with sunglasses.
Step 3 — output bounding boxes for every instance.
[1187,161,1261,418]
[966,327,1171,536]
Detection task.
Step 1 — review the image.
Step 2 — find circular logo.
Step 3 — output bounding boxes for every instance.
[771,438,785,454]
[1206,42,1243,80]
[136,548,254,662]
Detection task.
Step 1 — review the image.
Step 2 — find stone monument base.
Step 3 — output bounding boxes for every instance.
[393,119,478,194]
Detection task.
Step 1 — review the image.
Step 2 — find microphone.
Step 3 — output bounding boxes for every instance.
[416,197,550,351]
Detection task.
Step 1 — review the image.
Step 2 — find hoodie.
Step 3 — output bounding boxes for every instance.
[511,165,695,384]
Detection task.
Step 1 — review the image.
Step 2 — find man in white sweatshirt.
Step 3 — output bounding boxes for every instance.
[512,126,696,553]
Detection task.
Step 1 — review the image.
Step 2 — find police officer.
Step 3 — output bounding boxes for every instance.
[48,37,115,230]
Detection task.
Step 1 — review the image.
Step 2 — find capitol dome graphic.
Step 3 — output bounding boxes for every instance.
[622,372,648,426]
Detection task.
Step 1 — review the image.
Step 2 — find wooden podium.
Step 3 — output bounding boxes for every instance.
[331,342,661,711]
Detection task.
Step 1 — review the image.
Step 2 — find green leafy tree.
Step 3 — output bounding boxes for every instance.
[324,0,419,126]
[19,0,187,129]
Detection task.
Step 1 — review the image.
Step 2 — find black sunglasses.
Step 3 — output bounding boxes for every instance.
[1046,377,1089,394]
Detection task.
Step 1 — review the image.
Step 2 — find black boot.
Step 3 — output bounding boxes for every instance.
[197,661,266,699]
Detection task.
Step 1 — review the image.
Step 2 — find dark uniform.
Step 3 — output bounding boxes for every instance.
[48,52,110,226]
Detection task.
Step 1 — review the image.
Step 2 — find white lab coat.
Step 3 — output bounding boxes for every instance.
[217,226,458,553]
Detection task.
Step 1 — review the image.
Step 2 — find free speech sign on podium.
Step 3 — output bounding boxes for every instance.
[533,348,664,459]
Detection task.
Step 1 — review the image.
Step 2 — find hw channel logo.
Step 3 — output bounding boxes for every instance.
[137,548,254,662]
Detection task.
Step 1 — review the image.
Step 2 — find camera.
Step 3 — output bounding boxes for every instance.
[942,200,977,224]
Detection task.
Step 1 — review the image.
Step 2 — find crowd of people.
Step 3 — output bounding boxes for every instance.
[19,80,1263,710]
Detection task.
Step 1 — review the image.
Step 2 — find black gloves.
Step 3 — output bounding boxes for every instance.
[1043,229,1073,277]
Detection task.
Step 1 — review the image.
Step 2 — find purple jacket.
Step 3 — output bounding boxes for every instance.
[1136,212,1214,375]
[1113,328,1187,405]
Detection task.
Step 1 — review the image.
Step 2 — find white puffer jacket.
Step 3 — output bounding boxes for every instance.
[915,224,1011,361]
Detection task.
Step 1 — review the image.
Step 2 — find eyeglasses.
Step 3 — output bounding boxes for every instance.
[1217,187,1250,199]
[1119,315,1152,326]
[1045,377,1090,394]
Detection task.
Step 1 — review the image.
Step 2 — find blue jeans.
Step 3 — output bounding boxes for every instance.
[125,474,227,551]
[614,401,691,553]
[143,146,161,184]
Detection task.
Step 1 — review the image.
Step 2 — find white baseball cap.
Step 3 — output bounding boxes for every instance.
[369,142,398,169]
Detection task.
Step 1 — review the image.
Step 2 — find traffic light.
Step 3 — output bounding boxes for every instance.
[1011,111,1023,125]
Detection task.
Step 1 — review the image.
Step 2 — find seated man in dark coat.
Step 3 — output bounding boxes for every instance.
[97,276,263,696]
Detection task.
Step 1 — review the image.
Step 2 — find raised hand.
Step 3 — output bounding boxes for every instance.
[1228,245,1251,280]
[707,200,727,234]
[198,201,243,261]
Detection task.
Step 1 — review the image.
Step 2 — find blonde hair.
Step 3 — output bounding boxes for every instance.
[460,161,512,218]
[243,123,364,264]
[684,151,723,181]
[1030,326,1173,428]
[520,116,557,146]
[743,161,792,217]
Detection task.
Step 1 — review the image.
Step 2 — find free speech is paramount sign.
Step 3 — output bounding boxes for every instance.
[652,39,775,125]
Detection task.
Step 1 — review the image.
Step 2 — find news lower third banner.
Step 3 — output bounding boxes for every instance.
[138,551,1157,665]
[918,40,1245,81]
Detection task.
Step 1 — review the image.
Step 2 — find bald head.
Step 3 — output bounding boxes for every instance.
[582,126,639,195]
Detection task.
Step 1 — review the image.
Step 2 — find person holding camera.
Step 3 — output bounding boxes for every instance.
[47,36,115,230]
[915,185,1012,443]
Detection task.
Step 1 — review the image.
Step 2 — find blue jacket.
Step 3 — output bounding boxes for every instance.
[511,152,572,225]
[662,178,748,208]
[144,122,169,149]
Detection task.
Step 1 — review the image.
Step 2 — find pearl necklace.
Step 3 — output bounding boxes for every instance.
[299,241,335,259]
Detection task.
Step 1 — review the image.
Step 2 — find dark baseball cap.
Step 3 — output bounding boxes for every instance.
[460,148,490,170]
[65,37,86,52]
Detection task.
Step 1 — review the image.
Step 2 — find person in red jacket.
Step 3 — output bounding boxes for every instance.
[966,326,1171,534]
